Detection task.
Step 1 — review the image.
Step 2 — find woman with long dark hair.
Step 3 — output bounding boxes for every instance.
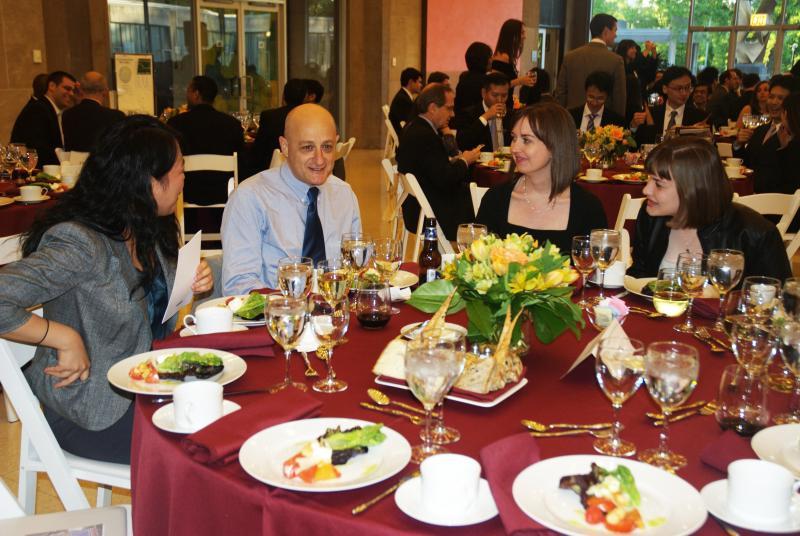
[735,80,770,129]
[491,19,536,111]
[615,39,659,123]
[0,116,213,463]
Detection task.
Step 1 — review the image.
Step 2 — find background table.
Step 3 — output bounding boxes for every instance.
[130,286,787,535]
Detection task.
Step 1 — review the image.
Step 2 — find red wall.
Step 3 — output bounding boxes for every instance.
[425,0,523,74]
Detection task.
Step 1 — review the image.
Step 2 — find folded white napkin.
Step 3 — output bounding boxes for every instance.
[294,323,320,352]
[390,286,411,302]
[561,318,631,378]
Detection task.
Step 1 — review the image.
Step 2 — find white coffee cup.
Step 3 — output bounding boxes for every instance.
[183,307,233,335]
[585,168,603,180]
[420,454,481,518]
[42,164,60,177]
[479,152,493,163]
[725,166,742,179]
[726,157,743,167]
[727,459,800,524]
[19,185,48,201]
[590,260,626,288]
[172,380,223,432]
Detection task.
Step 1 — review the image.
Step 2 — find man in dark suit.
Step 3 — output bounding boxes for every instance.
[454,72,510,152]
[397,84,481,240]
[250,79,308,174]
[568,71,626,132]
[633,66,709,145]
[389,67,423,135]
[708,69,741,128]
[62,72,124,153]
[10,71,76,166]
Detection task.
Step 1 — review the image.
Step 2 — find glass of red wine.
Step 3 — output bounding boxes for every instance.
[355,280,391,330]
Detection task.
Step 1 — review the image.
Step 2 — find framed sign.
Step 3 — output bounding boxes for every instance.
[113,53,155,116]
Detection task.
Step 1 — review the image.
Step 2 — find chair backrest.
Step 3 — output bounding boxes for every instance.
[179,153,239,247]
[380,159,412,256]
[335,137,356,161]
[400,172,455,259]
[269,148,286,169]
[0,234,23,265]
[469,182,488,217]
[383,118,399,161]
[613,194,645,231]
[0,478,23,519]
[733,190,800,237]
[381,104,390,119]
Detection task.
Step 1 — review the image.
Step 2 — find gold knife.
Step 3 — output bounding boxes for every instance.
[351,471,420,515]
[646,399,706,419]
[359,402,422,425]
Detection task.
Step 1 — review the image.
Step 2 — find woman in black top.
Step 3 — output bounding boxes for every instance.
[455,41,492,115]
[491,19,536,111]
[476,102,607,254]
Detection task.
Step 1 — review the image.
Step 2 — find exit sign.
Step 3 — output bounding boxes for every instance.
[750,13,769,26]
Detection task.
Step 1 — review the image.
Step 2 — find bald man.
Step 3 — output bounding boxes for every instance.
[62,71,124,152]
[221,104,362,294]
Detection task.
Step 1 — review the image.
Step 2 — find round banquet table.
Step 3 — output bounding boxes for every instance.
[130,281,789,535]
[0,198,57,238]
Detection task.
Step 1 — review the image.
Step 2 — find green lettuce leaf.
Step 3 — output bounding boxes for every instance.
[234,292,266,319]
[321,424,386,450]
[612,465,641,507]
[406,279,465,314]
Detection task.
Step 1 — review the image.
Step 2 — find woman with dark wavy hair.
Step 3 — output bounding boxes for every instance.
[455,41,492,114]
[491,19,536,111]
[0,115,213,463]
[735,80,770,129]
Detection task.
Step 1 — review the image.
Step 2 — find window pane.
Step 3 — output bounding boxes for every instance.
[691,0,736,27]
[244,10,279,113]
[690,31,730,72]
[734,30,776,78]
[780,31,800,72]
[199,6,239,113]
[786,0,800,25]
[736,0,781,26]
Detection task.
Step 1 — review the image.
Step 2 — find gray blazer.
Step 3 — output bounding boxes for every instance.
[0,222,177,431]
[555,42,627,118]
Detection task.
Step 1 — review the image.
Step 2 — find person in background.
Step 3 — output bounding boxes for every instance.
[491,19,536,112]
[389,67,423,135]
[0,116,213,463]
[690,83,711,113]
[427,71,450,86]
[614,39,659,124]
[731,72,761,120]
[455,41,492,114]
[519,67,551,105]
[735,80,770,129]
[777,93,800,231]
[250,78,308,174]
[62,71,125,153]
[476,102,607,254]
[221,104,360,294]
[454,72,510,152]
[568,70,626,132]
[303,79,324,104]
[629,136,790,280]
[32,73,49,100]
[697,66,720,95]
[708,69,741,127]
[556,13,626,117]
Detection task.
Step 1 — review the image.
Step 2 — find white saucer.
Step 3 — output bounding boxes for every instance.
[13,195,50,204]
[752,424,800,477]
[701,479,800,533]
[152,400,241,434]
[578,175,608,183]
[179,324,248,337]
[394,477,498,526]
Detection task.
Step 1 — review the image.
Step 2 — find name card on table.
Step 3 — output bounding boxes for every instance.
[560,319,630,378]
[162,231,202,323]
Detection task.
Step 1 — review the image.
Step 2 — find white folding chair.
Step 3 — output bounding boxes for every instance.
[269,148,286,169]
[383,118,399,161]
[733,190,800,241]
[0,316,130,515]
[613,194,646,231]
[399,172,455,259]
[469,182,488,217]
[335,137,356,161]
[0,233,23,423]
[380,159,411,256]
[381,104,390,120]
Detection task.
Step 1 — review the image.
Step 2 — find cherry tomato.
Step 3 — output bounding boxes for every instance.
[604,515,636,533]
[585,505,605,525]
[586,497,616,513]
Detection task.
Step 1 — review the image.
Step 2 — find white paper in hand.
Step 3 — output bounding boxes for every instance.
[161,231,202,323]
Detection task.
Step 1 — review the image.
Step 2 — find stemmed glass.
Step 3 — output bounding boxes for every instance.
[707,249,745,331]
[19,149,37,180]
[775,321,800,423]
[582,142,603,169]
[317,257,351,307]
[741,276,781,322]
[456,224,488,253]
[341,232,374,307]
[589,229,620,300]
[571,235,596,308]
[405,337,465,463]
[729,317,774,378]
[674,252,707,333]
[265,294,307,392]
[277,256,313,299]
[782,278,800,320]
[639,341,699,471]
[594,337,644,457]
[419,327,467,445]
[373,238,402,314]
[652,268,689,317]
[309,294,350,393]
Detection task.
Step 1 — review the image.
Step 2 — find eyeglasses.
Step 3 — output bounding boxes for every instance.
[666,84,693,93]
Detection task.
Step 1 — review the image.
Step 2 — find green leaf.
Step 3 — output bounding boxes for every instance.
[406,279,465,314]
[613,465,641,507]
[465,299,495,341]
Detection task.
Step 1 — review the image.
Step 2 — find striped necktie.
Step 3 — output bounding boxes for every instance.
[587,113,598,132]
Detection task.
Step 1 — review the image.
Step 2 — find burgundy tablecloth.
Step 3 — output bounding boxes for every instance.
[471,165,513,188]
[131,286,790,535]
[0,198,57,237]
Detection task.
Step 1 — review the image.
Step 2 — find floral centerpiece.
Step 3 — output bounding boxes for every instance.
[579,124,637,166]
[407,233,583,346]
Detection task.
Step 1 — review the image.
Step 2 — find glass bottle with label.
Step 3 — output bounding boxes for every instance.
[418,217,442,284]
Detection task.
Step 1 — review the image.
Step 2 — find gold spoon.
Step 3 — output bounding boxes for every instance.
[521,419,613,432]
[367,388,433,418]
[645,399,707,419]
[529,428,614,438]
[653,401,719,426]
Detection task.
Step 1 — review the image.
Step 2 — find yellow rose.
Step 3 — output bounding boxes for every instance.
[544,270,564,288]
[490,247,529,276]
[470,239,490,261]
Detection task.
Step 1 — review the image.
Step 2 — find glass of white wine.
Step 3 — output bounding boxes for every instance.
[456,223,488,254]
[674,252,707,333]
[405,337,464,463]
[639,341,699,471]
[373,238,403,314]
[265,293,307,393]
[341,232,374,308]
[775,321,800,424]
[583,142,603,169]
[571,235,595,308]
[589,229,620,300]
[594,337,644,457]
[309,294,350,393]
[317,257,351,307]
[277,256,313,299]
[741,276,781,321]
[652,268,689,317]
[708,249,745,331]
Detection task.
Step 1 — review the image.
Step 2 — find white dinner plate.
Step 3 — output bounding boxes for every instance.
[512,454,707,535]
[179,324,248,338]
[399,322,467,340]
[13,195,50,204]
[152,400,241,434]
[578,175,608,183]
[390,270,418,289]
[0,197,13,207]
[701,479,800,533]
[612,173,648,184]
[395,476,498,526]
[106,348,247,395]
[196,295,266,327]
[751,424,800,477]
[624,275,655,300]
[239,417,411,492]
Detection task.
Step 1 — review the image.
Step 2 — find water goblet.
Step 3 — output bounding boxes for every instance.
[652,268,689,317]
[341,232,374,306]
[355,280,391,330]
[20,149,38,180]
[373,238,402,314]
[730,317,774,378]
[782,278,800,320]
[571,235,595,308]
[456,224,488,254]
[265,294,307,392]
[582,142,603,169]
[418,327,467,445]
[277,256,313,299]
[741,276,781,321]
[708,249,745,331]
[309,294,350,393]
[774,320,800,424]
[594,337,645,457]
[589,229,620,300]
[674,252,707,333]
[317,257,351,307]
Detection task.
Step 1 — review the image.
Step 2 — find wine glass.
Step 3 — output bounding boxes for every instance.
[373,238,402,314]
[309,294,350,393]
[741,114,757,129]
[782,278,800,320]
[589,229,620,300]
[775,320,800,424]
[317,257,351,307]
[639,341,699,471]
[405,337,464,463]
[277,256,313,299]
[730,317,774,378]
[341,232,374,306]
[741,276,781,322]
[583,142,603,169]
[674,252,707,333]
[594,337,645,457]
[355,281,392,329]
[652,268,689,318]
[418,327,467,445]
[571,235,595,308]
[265,294,307,392]
[19,149,38,180]
[456,223,488,253]
[708,249,745,331]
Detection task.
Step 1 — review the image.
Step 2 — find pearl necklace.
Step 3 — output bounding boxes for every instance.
[520,177,556,213]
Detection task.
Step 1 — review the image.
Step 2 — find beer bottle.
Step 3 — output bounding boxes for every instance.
[418,217,442,284]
